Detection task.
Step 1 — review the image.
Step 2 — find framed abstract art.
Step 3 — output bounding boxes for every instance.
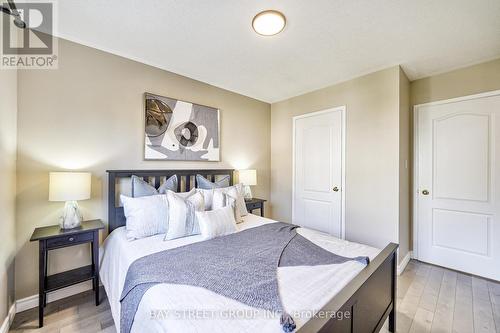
[144,93,220,161]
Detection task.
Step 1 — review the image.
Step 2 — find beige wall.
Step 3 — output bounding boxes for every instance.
[270,67,404,251]
[398,68,411,261]
[15,38,271,298]
[411,58,500,106]
[0,44,17,321]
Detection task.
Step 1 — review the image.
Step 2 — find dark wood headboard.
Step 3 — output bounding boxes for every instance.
[106,169,234,234]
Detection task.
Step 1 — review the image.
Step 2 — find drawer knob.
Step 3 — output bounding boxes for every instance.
[69,237,75,242]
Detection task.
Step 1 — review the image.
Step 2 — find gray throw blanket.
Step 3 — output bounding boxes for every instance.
[120,222,369,333]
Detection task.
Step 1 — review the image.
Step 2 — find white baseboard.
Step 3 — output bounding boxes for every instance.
[0,303,16,333]
[397,251,413,275]
[16,281,93,313]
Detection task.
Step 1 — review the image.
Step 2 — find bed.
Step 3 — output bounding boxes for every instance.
[102,169,398,333]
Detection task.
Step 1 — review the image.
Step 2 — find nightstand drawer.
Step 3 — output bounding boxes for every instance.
[46,232,93,249]
[246,202,261,210]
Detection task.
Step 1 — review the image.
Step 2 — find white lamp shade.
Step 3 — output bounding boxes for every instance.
[238,169,257,186]
[49,172,91,202]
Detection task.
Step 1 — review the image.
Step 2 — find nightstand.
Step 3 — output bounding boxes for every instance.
[30,219,105,327]
[245,198,266,217]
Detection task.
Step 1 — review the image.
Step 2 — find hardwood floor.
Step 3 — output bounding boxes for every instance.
[383,260,500,333]
[9,260,500,333]
[9,288,114,333]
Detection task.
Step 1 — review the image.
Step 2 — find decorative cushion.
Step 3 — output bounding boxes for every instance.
[131,175,178,197]
[165,190,205,240]
[210,184,247,223]
[197,184,247,216]
[212,189,235,210]
[120,194,169,240]
[196,206,237,240]
[196,174,230,189]
[197,188,215,210]
[212,187,245,223]
[176,188,196,199]
[234,183,248,217]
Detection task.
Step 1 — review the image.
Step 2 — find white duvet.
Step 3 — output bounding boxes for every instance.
[100,214,380,333]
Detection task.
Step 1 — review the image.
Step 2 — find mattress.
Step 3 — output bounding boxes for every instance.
[99,214,380,333]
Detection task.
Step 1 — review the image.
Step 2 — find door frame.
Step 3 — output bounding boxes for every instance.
[412,89,500,259]
[292,106,347,239]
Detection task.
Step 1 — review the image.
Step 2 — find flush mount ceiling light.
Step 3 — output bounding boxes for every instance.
[252,10,286,36]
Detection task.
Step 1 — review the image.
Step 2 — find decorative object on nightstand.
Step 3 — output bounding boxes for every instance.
[245,198,266,217]
[49,172,91,229]
[238,169,257,199]
[30,219,105,328]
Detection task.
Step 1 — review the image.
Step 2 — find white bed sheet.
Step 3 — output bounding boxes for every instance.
[100,214,380,333]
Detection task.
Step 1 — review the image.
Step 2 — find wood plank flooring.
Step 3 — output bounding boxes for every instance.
[9,288,114,333]
[381,260,500,333]
[9,260,500,333]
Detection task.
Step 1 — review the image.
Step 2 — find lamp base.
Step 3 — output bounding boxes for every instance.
[59,200,83,230]
[243,185,253,200]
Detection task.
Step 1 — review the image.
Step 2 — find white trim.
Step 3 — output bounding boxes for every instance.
[412,89,500,261]
[397,251,412,275]
[413,104,420,259]
[292,106,347,239]
[414,89,500,108]
[15,295,37,314]
[16,281,93,313]
[0,303,15,333]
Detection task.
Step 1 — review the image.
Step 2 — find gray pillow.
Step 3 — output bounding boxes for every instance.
[196,174,230,189]
[131,175,178,197]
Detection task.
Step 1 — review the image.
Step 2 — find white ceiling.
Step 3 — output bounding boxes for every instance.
[54,0,500,103]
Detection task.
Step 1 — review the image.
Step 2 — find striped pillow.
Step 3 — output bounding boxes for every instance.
[164,190,205,240]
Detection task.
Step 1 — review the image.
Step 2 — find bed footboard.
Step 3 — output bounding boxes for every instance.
[297,242,398,333]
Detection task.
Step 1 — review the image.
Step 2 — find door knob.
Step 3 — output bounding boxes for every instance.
[422,190,430,195]
[333,186,339,192]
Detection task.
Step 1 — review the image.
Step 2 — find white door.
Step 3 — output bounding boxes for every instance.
[416,92,500,280]
[293,107,345,238]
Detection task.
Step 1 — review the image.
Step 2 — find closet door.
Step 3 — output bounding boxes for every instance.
[416,92,500,280]
[293,107,345,237]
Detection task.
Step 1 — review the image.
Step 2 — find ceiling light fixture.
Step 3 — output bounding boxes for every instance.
[252,10,286,36]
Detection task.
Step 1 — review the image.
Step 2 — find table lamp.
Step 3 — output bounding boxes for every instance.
[238,169,257,200]
[49,172,91,229]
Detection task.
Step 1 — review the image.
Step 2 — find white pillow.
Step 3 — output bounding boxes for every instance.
[234,183,248,217]
[212,189,234,210]
[197,184,247,216]
[212,187,244,223]
[177,188,196,199]
[197,188,215,210]
[197,206,237,240]
[165,190,205,240]
[120,194,169,241]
